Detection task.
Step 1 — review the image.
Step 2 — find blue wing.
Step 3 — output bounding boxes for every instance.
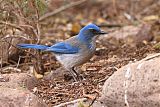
[46,42,79,54]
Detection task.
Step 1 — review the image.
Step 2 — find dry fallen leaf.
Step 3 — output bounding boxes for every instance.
[86,67,97,71]
[71,22,81,34]
[96,17,106,24]
[143,15,159,21]
[33,68,44,79]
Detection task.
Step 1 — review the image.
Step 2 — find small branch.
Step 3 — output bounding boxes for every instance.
[1,34,30,40]
[0,21,24,31]
[0,44,3,70]
[0,21,40,42]
[16,56,22,68]
[98,75,110,83]
[2,66,21,72]
[143,53,160,61]
[34,0,41,44]
[1,62,32,69]
[20,24,35,30]
[0,39,21,50]
[39,0,87,21]
[88,94,97,107]
[54,98,87,107]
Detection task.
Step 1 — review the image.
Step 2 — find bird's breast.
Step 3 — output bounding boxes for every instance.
[55,43,96,70]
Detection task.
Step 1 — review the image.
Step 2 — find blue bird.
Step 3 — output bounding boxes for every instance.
[17,23,107,81]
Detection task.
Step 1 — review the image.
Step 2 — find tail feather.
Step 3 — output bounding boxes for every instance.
[17,44,49,50]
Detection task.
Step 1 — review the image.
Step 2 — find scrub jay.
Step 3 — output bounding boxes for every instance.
[17,23,107,81]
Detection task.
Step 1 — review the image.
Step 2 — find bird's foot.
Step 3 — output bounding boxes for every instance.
[64,73,83,82]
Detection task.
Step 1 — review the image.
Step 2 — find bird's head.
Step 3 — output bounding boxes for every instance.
[77,23,107,42]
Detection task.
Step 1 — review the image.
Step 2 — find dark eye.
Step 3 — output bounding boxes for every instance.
[89,29,98,33]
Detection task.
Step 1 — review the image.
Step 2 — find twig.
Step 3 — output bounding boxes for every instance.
[39,0,87,21]
[16,56,22,68]
[35,23,40,44]
[88,93,98,107]
[0,21,24,31]
[0,21,38,40]
[0,38,21,49]
[54,98,87,107]
[98,75,110,83]
[34,0,41,44]
[0,34,30,41]
[143,53,160,61]
[20,24,35,30]
[2,66,21,72]
[0,44,3,70]
[48,91,73,96]
[0,57,2,69]
[2,62,32,69]
[124,13,133,21]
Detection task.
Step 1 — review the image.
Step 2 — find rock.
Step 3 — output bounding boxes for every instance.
[0,73,39,91]
[0,73,47,107]
[98,53,160,107]
[99,24,153,46]
[0,87,47,107]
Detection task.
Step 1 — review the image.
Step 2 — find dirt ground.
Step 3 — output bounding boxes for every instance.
[0,0,160,106]
[33,43,159,106]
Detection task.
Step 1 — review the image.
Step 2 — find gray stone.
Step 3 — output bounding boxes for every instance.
[98,53,160,107]
[0,87,47,107]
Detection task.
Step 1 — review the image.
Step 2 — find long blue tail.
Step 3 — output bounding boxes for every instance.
[17,44,49,50]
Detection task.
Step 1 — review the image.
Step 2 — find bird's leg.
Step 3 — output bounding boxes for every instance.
[71,67,79,77]
[68,68,78,82]
[71,67,82,81]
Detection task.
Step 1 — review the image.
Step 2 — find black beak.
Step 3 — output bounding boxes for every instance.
[89,28,108,35]
[99,30,107,34]
[96,30,107,35]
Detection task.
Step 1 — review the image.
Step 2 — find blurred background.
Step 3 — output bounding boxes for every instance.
[0,0,160,106]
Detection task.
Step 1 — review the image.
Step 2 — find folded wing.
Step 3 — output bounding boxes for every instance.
[46,42,79,54]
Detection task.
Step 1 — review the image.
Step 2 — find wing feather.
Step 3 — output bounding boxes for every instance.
[46,42,79,54]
